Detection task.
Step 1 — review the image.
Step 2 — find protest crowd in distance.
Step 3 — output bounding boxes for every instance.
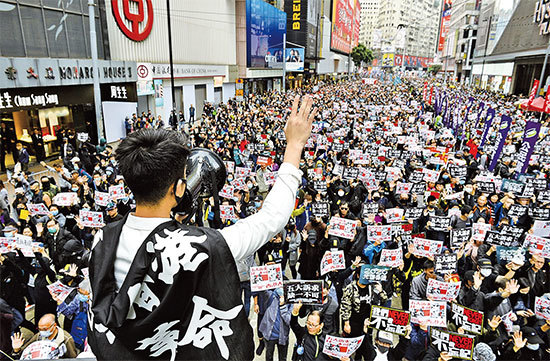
[1,76,550,361]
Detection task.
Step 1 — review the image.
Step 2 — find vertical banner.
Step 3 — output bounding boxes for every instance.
[488,115,512,171]
[429,86,434,105]
[463,97,474,125]
[528,80,540,106]
[479,108,495,149]
[474,102,485,128]
[423,82,428,102]
[545,88,550,113]
[515,121,542,176]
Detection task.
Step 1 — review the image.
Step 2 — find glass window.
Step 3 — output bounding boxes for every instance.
[20,5,48,57]
[44,9,69,57]
[65,0,82,13]
[42,0,63,9]
[66,13,87,57]
[18,0,41,5]
[0,2,25,56]
[83,15,104,59]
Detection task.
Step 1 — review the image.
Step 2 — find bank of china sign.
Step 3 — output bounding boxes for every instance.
[112,0,154,42]
[534,0,550,35]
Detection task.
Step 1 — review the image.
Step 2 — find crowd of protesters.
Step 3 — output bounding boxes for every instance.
[0,76,550,361]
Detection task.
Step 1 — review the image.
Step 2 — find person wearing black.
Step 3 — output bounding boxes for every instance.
[31,128,46,163]
[290,305,333,361]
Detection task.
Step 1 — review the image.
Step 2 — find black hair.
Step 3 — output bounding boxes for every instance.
[461,205,472,216]
[422,260,435,270]
[115,129,190,205]
[307,310,324,324]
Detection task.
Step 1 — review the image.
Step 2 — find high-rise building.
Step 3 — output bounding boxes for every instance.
[359,0,380,48]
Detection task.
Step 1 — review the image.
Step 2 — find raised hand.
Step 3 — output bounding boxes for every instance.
[11,332,25,351]
[488,315,501,330]
[283,95,317,168]
[512,331,526,350]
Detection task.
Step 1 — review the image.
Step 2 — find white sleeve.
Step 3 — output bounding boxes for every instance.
[220,162,302,261]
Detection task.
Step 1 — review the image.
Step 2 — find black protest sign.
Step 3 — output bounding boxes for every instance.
[449,165,467,179]
[343,167,359,180]
[255,143,265,151]
[508,204,528,218]
[451,303,484,336]
[387,150,402,159]
[333,143,343,152]
[451,228,471,249]
[500,225,524,241]
[409,170,425,183]
[430,328,475,360]
[393,159,406,169]
[476,181,495,194]
[429,216,451,232]
[501,179,525,195]
[360,265,391,283]
[529,207,550,221]
[528,178,548,191]
[411,182,426,195]
[369,306,410,336]
[284,280,323,305]
[484,231,518,247]
[538,190,550,203]
[312,202,330,217]
[405,208,423,220]
[314,180,327,192]
[363,202,379,217]
[435,254,457,275]
[521,184,535,198]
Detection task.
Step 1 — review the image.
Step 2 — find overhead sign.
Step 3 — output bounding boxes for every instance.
[534,0,550,35]
[111,0,154,42]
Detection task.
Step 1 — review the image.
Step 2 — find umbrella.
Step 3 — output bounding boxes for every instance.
[520,96,545,112]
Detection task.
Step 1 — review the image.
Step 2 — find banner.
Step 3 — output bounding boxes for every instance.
[488,115,512,171]
[474,102,485,128]
[535,297,550,320]
[323,335,364,359]
[250,263,283,292]
[320,250,346,275]
[479,108,495,150]
[379,248,403,267]
[283,280,323,305]
[528,79,540,106]
[410,300,447,327]
[369,305,410,336]
[367,225,393,243]
[426,279,461,302]
[79,210,105,228]
[451,303,484,335]
[515,121,542,176]
[359,264,391,283]
[435,254,457,275]
[328,217,358,239]
[411,238,443,258]
[430,328,475,360]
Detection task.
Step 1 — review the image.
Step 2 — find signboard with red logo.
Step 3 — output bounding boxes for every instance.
[394,54,403,67]
[111,0,154,42]
[331,0,360,54]
[438,0,452,52]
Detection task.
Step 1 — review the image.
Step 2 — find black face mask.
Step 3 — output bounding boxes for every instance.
[376,344,389,354]
[42,181,50,190]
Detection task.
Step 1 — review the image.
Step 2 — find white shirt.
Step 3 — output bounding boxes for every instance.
[98,162,302,289]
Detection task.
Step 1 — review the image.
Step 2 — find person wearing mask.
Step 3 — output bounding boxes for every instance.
[258,288,292,361]
[40,218,78,271]
[105,202,123,224]
[10,313,78,358]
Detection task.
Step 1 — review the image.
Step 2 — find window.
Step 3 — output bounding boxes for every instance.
[20,5,48,57]
[0,1,25,56]
[66,13,87,57]
[44,9,69,57]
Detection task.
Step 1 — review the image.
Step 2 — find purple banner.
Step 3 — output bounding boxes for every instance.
[488,115,512,171]
[475,102,485,128]
[515,121,542,176]
[479,108,495,150]
[464,97,474,125]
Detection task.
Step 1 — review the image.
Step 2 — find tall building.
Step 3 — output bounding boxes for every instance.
[441,0,480,84]
[359,0,380,48]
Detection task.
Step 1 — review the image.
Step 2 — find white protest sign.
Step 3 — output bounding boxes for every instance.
[472,223,492,242]
[385,208,404,223]
[26,203,49,216]
[79,210,105,228]
[328,217,358,240]
[411,238,443,258]
[379,248,403,268]
[47,281,76,303]
[410,300,447,327]
[218,185,235,199]
[52,192,78,207]
[427,279,461,302]
[320,250,346,275]
[250,263,283,292]
[535,297,550,320]
[220,205,238,222]
[322,335,364,359]
[108,184,126,200]
[94,191,111,207]
[367,225,392,243]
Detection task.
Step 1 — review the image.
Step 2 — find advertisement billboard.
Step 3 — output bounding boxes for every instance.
[285,48,305,71]
[246,0,287,68]
[438,0,452,53]
[331,0,360,54]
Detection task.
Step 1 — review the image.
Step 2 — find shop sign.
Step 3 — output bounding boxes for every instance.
[112,0,154,42]
[101,83,138,102]
[0,85,93,111]
[0,58,137,90]
[534,0,550,35]
[151,64,226,79]
[0,91,58,110]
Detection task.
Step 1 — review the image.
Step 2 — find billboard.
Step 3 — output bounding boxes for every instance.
[246,0,287,68]
[438,0,452,53]
[331,0,360,54]
[285,0,308,50]
[286,48,305,71]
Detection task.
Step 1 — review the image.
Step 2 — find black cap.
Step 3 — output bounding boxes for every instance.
[464,270,475,283]
[521,326,544,344]
[478,258,492,269]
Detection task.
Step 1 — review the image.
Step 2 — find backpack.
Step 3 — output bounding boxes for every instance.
[70,307,88,351]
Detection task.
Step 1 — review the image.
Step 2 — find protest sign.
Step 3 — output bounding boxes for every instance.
[405,208,423,220]
[230,178,247,191]
[451,303,484,335]
[360,265,391,283]
[26,203,49,216]
[500,225,524,241]
[250,264,283,292]
[312,202,330,218]
[328,217,358,240]
[533,220,550,237]
[445,191,464,201]
[375,171,387,182]
[79,210,105,228]
[535,297,550,320]
[369,306,410,336]
[283,280,323,305]
[379,248,403,267]
[449,165,467,179]
[235,166,251,178]
[435,254,457,275]
[323,335,364,359]
[363,202,379,217]
[525,234,550,258]
[218,185,235,199]
[538,190,550,203]
[430,328,475,360]
[313,180,327,193]
[94,191,110,207]
[484,231,517,247]
[429,216,451,232]
[386,208,404,223]
[521,184,536,199]
[529,178,547,191]
[220,205,238,222]
[529,207,550,221]
[47,281,76,302]
[409,171,425,183]
[108,184,125,200]
[396,182,413,194]
[256,156,272,166]
[332,164,344,176]
[367,225,392,243]
[423,168,440,183]
[224,161,235,174]
[343,167,359,180]
[496,246,526,263]
[427,279,461,302]
[471,223,491,242]
[411,238,443,258]
[320,250,346,275]
[0,237,14,254]
[52,192,78,207]
[14,234,34,257]
[501,311,515,332]
[409,300,447,327]
[20,340,63,360]
[501,179,525,194]
[263,171,277,186]
[411,182,426,195]
[476,181,495,194]
[508,204,528,218]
